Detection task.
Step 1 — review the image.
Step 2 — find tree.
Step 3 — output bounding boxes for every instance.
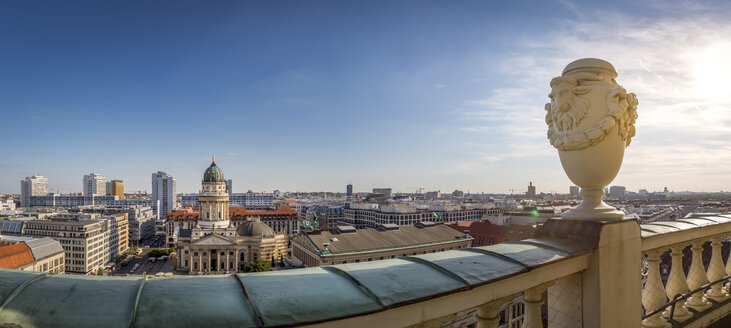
[243,259,271,273]
[96,268,104,276]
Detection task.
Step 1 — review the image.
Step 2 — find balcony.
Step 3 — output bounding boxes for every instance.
[1,215,731,327]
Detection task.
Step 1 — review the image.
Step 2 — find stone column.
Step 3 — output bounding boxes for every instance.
[235,250,239,273]
[685,239,711,311]
[705,235,729,301]
[663,244,691,322]
[476,295,513,328]
[226,250,230,273]
[198,251,202,274]
[641,250,668,328]
[189,250,193,274]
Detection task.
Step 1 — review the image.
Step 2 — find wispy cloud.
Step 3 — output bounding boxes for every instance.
[454,2,731,190]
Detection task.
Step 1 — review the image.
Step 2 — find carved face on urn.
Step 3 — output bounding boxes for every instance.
[545,64,638,152]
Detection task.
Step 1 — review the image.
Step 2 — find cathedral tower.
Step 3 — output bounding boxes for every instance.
[198,155,230,229]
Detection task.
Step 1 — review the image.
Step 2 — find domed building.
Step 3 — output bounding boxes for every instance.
[174,156,288,274]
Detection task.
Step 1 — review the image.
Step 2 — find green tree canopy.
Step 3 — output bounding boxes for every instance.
[243,259,271,272]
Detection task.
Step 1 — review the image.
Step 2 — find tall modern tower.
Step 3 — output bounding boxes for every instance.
[226,179,233,196]
[20,176,48,207]
[346,184,353,197]
[83,173,106,196]
[109,180,124,199]
[198,156,230,229]
[152,171,176,217]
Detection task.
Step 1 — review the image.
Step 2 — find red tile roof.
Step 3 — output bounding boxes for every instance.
[0,242,34,269]
[167,206,297,221]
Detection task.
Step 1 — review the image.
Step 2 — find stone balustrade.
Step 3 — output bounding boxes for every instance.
[640,215,731,328]
[0,219,598,328]
[4,215,731,327]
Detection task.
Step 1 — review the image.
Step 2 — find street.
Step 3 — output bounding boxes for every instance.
[114,246,176,277]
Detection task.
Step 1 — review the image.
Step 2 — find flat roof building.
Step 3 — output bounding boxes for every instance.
[291,222,473,267]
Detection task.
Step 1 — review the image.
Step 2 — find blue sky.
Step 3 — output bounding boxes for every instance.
[2,0,731,194]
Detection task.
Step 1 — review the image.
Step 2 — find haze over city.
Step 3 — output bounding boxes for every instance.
[2,0,731,194]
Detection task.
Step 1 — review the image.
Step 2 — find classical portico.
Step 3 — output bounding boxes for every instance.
[175,157,289,274]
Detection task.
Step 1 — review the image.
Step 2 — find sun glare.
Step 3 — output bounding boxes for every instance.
[693,42,731,100]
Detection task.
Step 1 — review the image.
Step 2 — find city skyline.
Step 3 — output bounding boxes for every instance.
[3,1,731,194]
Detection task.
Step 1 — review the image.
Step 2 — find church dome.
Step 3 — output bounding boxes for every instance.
[203,156,224,183]
[237,217,275,237]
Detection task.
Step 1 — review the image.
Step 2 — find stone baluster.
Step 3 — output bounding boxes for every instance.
[705,235,729,302]
[522,282,552,328]
[685,239,711,311]
[642,250,668,328]
[663,244,691,322]
[476,295,514,328]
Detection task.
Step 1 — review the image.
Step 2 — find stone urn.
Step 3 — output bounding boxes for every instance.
[545,58,638,220]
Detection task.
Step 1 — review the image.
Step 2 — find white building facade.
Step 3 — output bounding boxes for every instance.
[83,173,106,197]
[152,171,176,217]
[20,176,48,207]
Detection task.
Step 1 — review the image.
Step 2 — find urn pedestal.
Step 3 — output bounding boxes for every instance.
[545,58,638,221]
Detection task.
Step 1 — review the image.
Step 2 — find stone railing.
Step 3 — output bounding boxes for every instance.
[640,215,731,328]
[0,219,600,328]
[7,216,731,327]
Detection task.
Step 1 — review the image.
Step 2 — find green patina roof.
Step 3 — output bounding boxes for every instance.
[203,160,225,183]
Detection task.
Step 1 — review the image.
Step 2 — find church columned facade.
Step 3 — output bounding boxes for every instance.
[175,157,288,274]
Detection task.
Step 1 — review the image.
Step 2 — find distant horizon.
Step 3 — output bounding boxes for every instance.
[3,1,730,195]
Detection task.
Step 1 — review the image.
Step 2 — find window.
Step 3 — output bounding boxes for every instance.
[194,252,198,256]
[203,252,207,256]
[220,252,225,256]
[229,251,234,256]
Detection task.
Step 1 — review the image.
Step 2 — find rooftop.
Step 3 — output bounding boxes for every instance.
[294,224,471,255]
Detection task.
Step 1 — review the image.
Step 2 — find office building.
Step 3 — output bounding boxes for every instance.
[372,188,392,199]
[0,199,16,211]
[346,184,353,197]
[23,214,111,274]
[344,203,494,229]
[152,171,176,217]
[226,179,233,195]
[181,192,275,207]
[83,173,106,197]
[109,180,124,199]
[20,176,48,208]
[526,182,536,198]
[570,186,580,198]
[425,191,441,200]
[609,185,627,200]
[75,205,155,246]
